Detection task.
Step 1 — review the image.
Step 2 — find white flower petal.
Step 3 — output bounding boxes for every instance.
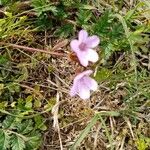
[78,81,90,100]
[83,77,98,91]
[77,52,89,67]
[87,49,99,63]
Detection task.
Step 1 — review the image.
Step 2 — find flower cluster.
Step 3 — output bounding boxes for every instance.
[70,30,100,100]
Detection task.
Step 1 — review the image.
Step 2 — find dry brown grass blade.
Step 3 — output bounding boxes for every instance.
[51,92,63,150]
[93,124,101,149]
[51,74,64,150]
[0,42,66,56]
[125,117,135,139]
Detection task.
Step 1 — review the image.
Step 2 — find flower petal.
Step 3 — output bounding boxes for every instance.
[77,52,89,67]
[70,81,78,97]
[78,30,88,42]
[74,70,93,81]
[83,76,98,91]
[85,35,100,48]
[87,49,99,63]
[70,85,77,97]
[70,39,80,52]
[78,81,90,99]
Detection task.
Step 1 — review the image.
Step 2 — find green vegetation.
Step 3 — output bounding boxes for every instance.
[0,0,149,149]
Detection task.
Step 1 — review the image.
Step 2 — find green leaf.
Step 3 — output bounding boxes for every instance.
[7,83,20,94]
[0,129,10,150]
[25,95,33,110]
[17,120,33,135]
[42,6,57,15]
[2,116,15,129]
[34,99,42,108]
[53,5,68,19]
[0,102,8,109]
[31,0,48,10]
[0,56,8,64]
[0,83,4,95]
[95,68,112,82]
[125,9,136,20]
[34,115,47,130]
[76,9,92,26]
[136,135,149,150]
[54,24,73,38]
[35,13,53,30]
[16,67,28,82]
[0,0,10,5]
[125,2,144,20]
[93,10,113,36]
[17,98,25,110]
[11,135,25,150]
[25,132,41,150]
[31,0,57,16]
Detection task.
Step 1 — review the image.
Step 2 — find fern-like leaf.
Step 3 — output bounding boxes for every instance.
[2,116,15,129]
[0,129,10,150]
[17,120,33,135]
[25,131,41,150]
[11,135,25,150]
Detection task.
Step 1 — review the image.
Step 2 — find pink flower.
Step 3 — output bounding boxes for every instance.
[70,30,100,67]
[70,70,98,100]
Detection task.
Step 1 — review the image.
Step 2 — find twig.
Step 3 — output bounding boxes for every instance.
[0,42,66,56]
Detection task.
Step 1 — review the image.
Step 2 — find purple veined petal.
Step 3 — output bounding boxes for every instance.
[78,30,88,42]
[77,52,89,67]
[74,70,93,82]
[87,49,99,63]
[85,35,100,48]
[70,39,80,53]
[70,81,78,97]
[78,81,90,99]
[83,76,98,91]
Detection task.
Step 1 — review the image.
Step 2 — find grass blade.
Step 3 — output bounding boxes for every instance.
[71,114,99,150]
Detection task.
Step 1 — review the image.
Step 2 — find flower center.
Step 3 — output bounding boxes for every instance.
[79,42,87,51]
